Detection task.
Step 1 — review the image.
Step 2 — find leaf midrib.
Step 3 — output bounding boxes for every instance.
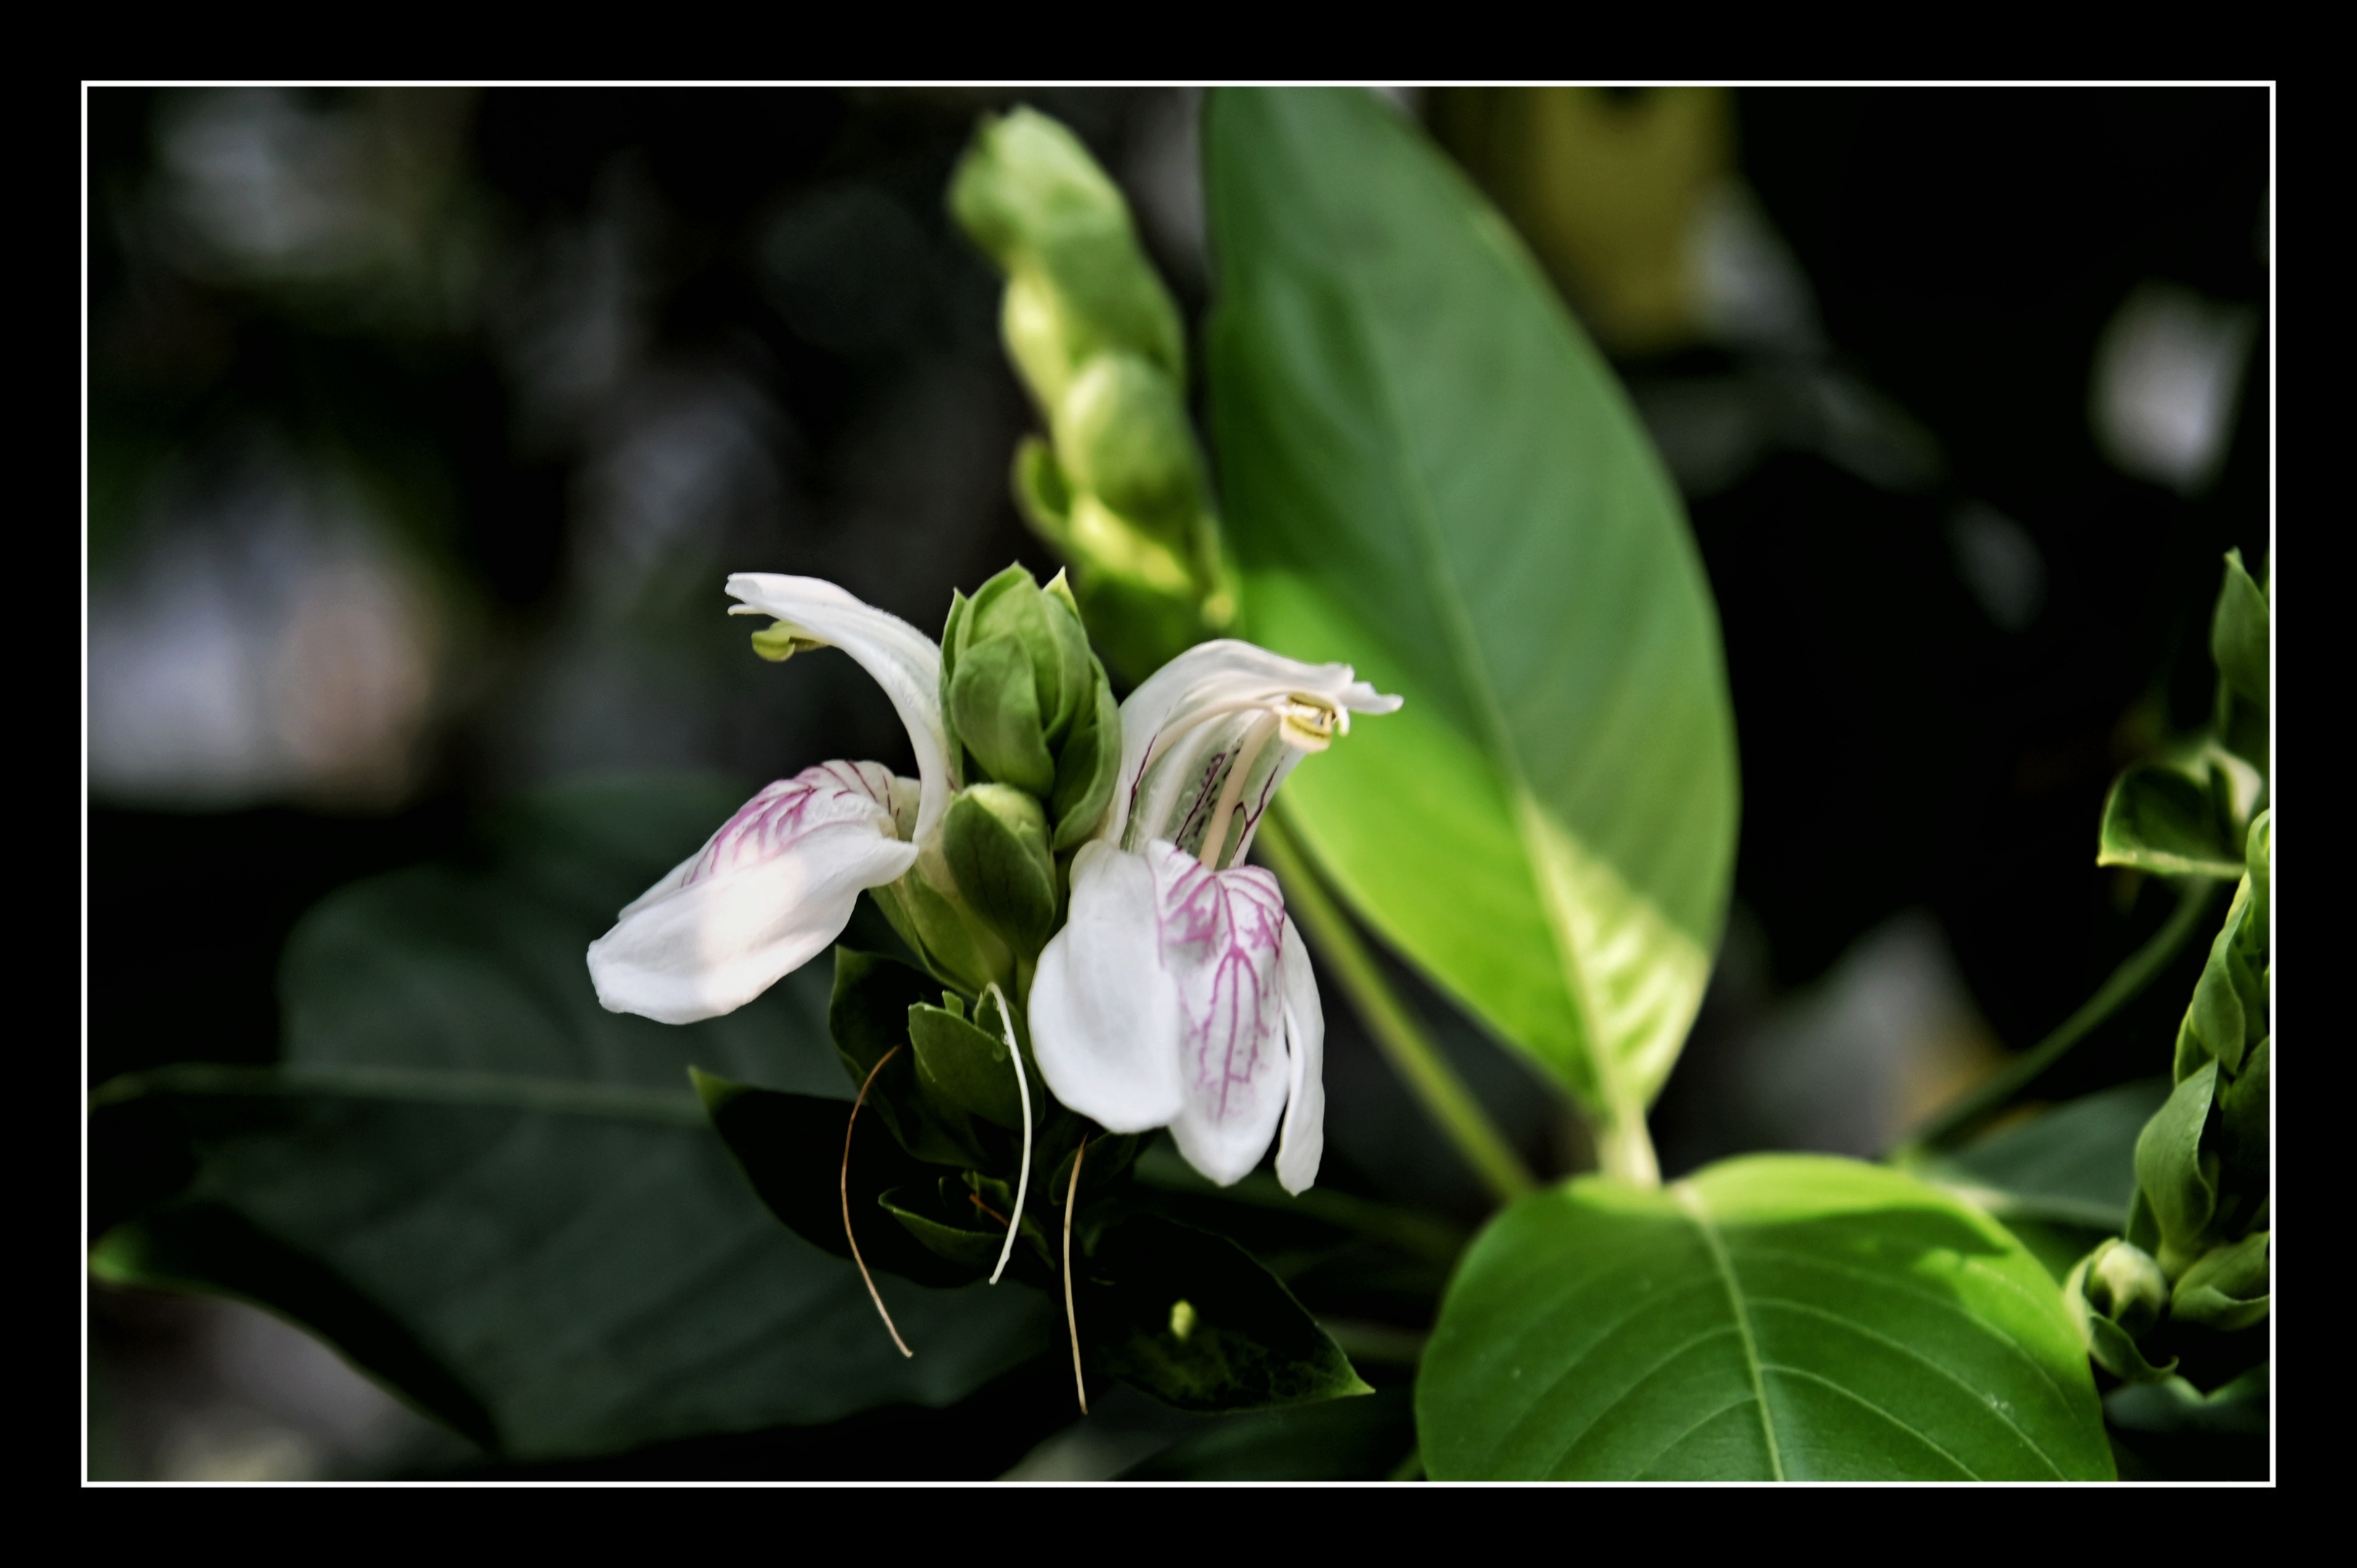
[1673,1180,1784,1479]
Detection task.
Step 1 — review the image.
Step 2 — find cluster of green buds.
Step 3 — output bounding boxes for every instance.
[2069,554,2270,1392]
[866,564,1121,1001]
[949,107,1233,683]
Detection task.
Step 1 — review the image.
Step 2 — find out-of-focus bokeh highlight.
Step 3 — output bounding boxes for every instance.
[86,87,2266,1479]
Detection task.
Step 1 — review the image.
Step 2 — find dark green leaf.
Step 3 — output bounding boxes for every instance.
[1418,1154,2112,1479]
[2170,1232,2268,1331]
[2096,764,2244,880]
[1119,1387,1416,1479]
[1206,87,1738,1140]
[2104,1365,2266,1437]
[828,947,973,1164]
[89,779,1050,1460]
[1928,1079,2170,1230]
[907,1003,1034,1131]
[693,1071,976,1289]
[1080,1214,1371,1414]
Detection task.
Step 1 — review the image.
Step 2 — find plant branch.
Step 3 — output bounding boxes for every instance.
[1257,810,1538,1206]
[1894,876,2221,1158]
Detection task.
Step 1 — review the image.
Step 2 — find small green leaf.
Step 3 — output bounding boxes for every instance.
[1050,663,1121,851]
[2170,1232,2268,1331]
[2209,549,2268,711]
[1418,1154,2112,1479]
[2133,1062,2221,1275]
[907,1003,1032,1130]
[2096,764,2244,879]
[878,1177,1042,1281]
[1206,87,1737,1148]
[1081,1214,1371,1414]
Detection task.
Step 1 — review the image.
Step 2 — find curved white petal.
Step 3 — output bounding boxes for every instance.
[587,763,918,1024]
[725,574,953,846]
[1274,915,1325,1195]
[1153,844,1294,1187]
[1030,842,1186,1131]
[1106,639,1403,849]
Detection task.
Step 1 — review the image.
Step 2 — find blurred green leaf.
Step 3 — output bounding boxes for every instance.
[1205,88,1737,1153]
[2209,549,2268,713]
[1924,1079,2171,1230]
[89,777,1048,1461]
[1417,1155,2112,1479]
[1082,1214,1371,1414]
[2105,1365,2266,1437]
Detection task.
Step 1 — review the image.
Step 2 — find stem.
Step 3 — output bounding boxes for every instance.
[1895,876,2220,1158]
[1257,812,1537,1206]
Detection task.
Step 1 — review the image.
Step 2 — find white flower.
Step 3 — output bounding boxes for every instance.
[586,575,949,1024]
[1028,641,1401,1193]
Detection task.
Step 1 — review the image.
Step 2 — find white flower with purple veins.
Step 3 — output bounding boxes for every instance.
[1030,642,1402,1193]
[586,575,948,1025]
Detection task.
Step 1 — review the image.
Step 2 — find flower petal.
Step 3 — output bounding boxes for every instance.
[587,762,918,1024]
[1106,639,1403,849]
[1274,915,1325,1195]
[725,574,953,846]
[1152,844,1294,1187]
[1029,842,1186,1132]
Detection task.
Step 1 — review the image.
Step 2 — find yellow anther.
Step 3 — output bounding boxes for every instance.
[1279,698,1339,751]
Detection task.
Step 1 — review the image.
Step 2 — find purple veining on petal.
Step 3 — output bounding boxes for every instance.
[1169,748,1232,858]
[684,761,898,886]
[1151,846,1287,1124]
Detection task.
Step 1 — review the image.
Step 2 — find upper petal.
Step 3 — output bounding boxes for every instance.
[587,763,919,1024]
[1029,841,1187,1132]
[725,574,953,846]
[1274,915,1325,1195]
[1106,639,1402,848]
[1151,842,1294,1187]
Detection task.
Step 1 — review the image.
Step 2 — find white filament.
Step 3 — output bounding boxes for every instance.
[984,981,1033,1286]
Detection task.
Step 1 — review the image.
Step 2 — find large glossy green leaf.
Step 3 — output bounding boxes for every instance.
[89,777,1049,1460]
[1205,88,1737,1148]
[1417,1155,2112,1479]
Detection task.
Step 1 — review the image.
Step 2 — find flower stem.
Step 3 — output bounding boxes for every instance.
[1257,811,1537,1206]
[1892,875,2220,1159]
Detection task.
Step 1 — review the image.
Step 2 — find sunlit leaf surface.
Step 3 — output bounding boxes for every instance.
[1418,1155,2113,1479]
[1206,88,1738,1135]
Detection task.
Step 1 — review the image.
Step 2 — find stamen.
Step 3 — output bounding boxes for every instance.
[1279,697,1339,751]
[1198,713,1279,872]
[843,1048,914,1358]
[984,982,1034,1286]
[1064,1132,1090,1416]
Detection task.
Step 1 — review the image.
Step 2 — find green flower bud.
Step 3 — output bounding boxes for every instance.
[951,634,1056,796]
[870,870,1010,1000]
[1053,351,1204,541]
[1051,651,1120,851]
[2170,1231,2268,1331]
[2086,1238,2170,1337]
[2065,1239,2178,1384]
[944,784,1058,949]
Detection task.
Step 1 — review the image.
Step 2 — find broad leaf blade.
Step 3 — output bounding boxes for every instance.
[1418,1154,2113,1479]
[1205,88,1737,1130]
[91,777,1049,1461]
[1926,1079,2173,1230]
[2097,763,2243,879]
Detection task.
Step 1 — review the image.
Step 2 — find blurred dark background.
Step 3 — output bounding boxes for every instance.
[85,86,2268,1479]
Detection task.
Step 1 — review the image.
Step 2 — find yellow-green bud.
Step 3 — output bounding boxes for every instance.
[2086,1238,2170,1336]
[1053,351,1204,540]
